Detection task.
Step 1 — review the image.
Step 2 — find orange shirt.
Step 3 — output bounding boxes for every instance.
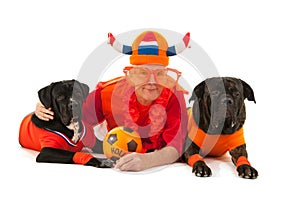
[19,114,95,152]
[187,109,245,157]
[82,77,188,154]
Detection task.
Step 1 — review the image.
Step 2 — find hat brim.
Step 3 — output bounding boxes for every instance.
[130,55,169,66]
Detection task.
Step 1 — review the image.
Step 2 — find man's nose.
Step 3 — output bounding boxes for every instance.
[147,73,156,83]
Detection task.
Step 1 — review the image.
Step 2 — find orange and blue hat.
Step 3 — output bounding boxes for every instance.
[108,31,190,66]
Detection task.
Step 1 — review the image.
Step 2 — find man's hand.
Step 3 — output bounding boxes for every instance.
[114,146,179,172]
[114,152,148,171]
[35,102,54,121]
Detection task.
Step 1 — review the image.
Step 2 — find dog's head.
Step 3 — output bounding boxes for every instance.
[190,77,255,134]
[38,80,89,127]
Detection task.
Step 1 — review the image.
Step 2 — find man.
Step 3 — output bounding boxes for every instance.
[36,30,190,171]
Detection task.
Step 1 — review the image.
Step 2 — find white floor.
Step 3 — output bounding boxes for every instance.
[3,126,298,200]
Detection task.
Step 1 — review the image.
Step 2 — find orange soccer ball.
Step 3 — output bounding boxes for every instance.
[103,126,143,161]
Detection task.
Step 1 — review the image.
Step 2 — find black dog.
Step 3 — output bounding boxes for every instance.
[19,80,114,168]
[182,77,258,179]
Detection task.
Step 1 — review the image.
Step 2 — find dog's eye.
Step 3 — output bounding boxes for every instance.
[57,95,65,101]
[233,92,240,97]
[73,91,82,97]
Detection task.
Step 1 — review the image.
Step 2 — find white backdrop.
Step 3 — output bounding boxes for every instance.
[1,0,299,199]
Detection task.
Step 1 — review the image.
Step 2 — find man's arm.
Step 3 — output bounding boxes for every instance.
[114,146,179,171]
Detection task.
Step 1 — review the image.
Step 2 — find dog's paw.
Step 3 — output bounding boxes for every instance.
[237,164,258,179]
[85,158,115,168]
[192,160,212,177]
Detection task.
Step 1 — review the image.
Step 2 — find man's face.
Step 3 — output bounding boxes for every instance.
[133,64,165,105]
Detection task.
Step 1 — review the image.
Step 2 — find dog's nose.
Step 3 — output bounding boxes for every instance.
[221,97,233,105]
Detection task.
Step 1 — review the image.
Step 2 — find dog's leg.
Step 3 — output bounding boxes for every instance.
[229,144,258,179]
[91,138,104,154]
[183,138,212,177]
[37,147,114,168]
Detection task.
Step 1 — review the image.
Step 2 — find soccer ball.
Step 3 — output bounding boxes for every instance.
[103,126,143,160]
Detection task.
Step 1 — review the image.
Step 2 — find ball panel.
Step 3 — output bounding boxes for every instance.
[122,126,134,133]
[103,126,143,159]
[107,133,118,145]
[127,139,138,152]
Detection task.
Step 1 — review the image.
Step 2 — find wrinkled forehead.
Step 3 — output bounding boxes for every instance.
[134,64,166,70]
[224,78,243,91]
[205,77,242,93]
[52,81,75,94]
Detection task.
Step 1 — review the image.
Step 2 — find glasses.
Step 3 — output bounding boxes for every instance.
[123,66,182,88]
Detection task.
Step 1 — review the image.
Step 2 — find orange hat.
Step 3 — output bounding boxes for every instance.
[108,31,190,66]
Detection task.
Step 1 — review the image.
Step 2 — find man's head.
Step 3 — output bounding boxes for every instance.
[108,30,190,104]
[133,64,165,105]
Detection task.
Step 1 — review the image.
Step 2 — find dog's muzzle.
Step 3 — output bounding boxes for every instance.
[221,96,233,105]
[68,99,82,122]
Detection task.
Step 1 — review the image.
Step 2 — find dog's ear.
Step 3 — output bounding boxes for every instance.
[189,81,206,103]
[73,80,89,99]
[38,83,54,108]
[240,79,256,103]
[80,82,90,99]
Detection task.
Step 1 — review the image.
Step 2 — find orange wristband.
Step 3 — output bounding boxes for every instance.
[188,154,204,166]
[73,152,94,165]
[236,156,251,168]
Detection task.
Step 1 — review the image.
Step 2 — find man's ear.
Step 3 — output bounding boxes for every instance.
[240,79,256,103]
[38,83,54,108]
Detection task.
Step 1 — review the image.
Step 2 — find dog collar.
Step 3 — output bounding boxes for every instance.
[44,121,86,146]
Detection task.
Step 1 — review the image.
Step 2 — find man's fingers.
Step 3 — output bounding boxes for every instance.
[38,115,50,121]
[43,108,54,117]
[35,102,54,120]
[114,154,133,169]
